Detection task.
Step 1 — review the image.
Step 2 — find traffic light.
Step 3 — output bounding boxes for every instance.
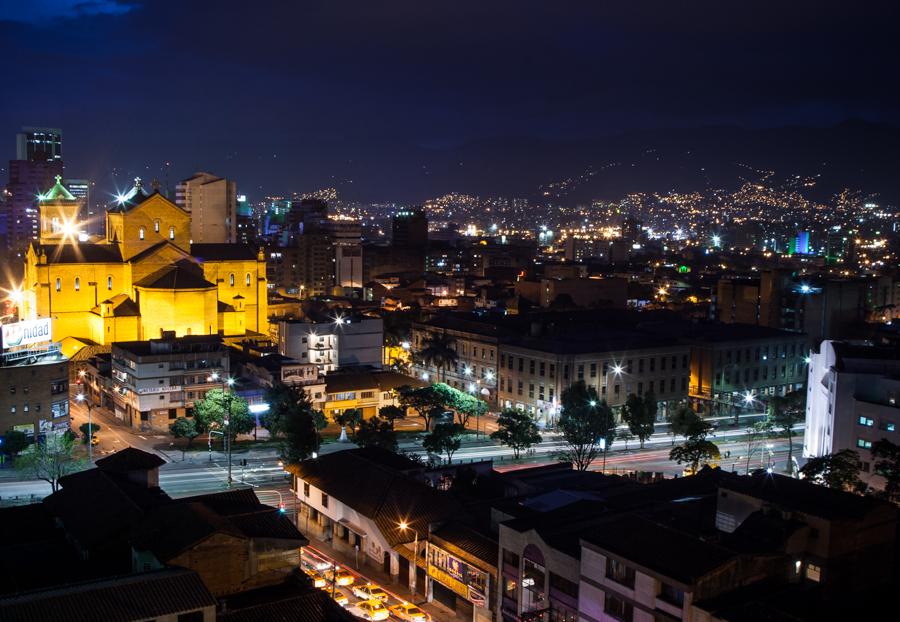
[278,503,286,514]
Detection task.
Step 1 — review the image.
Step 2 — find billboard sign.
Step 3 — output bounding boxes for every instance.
[1,319,52,350]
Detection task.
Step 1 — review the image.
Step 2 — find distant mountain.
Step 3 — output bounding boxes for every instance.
[336,120,900,205]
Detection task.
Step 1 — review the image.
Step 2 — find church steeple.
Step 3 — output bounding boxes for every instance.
[38,175,81,244]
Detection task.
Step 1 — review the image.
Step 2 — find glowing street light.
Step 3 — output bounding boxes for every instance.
[803,356,812,365]
[743,391,755,405]
[612,364,624,376]
[463,366,472,376]
[800,284,811,294]
[421,372,429,381]
[711,234,721,247]
[589,400,597,407]
[485,370,494,381]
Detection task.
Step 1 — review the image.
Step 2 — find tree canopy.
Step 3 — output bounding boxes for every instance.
[15,433,83,492]
[423,422,465,464]
[418,333,459,382]
[558,381,616,471]
[622,392,656,449]
[193,389,253,438]
[799,449,862,492]
[2,430,30,457]
[262,383,323,463]
[872,438,900,503]
[355,416,398,452]
[169,417,200,460]
[491,409,541,459]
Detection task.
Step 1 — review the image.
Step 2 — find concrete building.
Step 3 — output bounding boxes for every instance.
[4,158,64,253]
[0,320,69,437]
[278,315,383,373]
[411,315,501,405]
[109,334,230,430]
[804,340,900,489]
[498,328,689,426]
[322,369,425,420]
[176,171,237,243]
[683,323,808,417]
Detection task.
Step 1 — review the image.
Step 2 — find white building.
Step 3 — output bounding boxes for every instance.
[804,340,900,487]
[110,334,229,430]
[278,315,383,373]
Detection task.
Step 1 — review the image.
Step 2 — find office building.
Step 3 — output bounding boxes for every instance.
[175,171,237,243]
[392,207,428,247]
[804,340,900,490]
[16,127,62,161]
[4,158,64,253]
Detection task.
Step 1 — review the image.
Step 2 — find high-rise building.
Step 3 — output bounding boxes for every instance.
[175,172,237,243]
[63,178,93,234]
[16,127,62,161]
[5,158,64,254]
[391,207,428,247]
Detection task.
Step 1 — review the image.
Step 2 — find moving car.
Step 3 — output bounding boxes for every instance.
[303,567,327,589]
[352,583,389,602]
[356,600,390,621]
[389,601,429,622]
[324,566,355,586]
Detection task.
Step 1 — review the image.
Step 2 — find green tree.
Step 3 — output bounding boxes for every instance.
[622,392,656,449]
[558,381,616,471]
[430,383,488,428]
[765,392,805,474]
[800,450,862,492]
[422,422,465,464]
[15,433,83,492]
[378,405,405,430]
[3,430,30,457]
[355,416,398,452]
[491,409,541,459]
[419,333,459,383]
[872,438,900,503]
[78,422,101,443]
[335,408,363,442]
[260,383,323,463]
[193,389,254,439]
[398,385,444,431]
[260,382,296,437]
[169,417,200,460]
[670,436,721,474]
[669,405,709,440]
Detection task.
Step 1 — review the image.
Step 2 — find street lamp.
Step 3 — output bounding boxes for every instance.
[222,376,237,486]
[75,392,94,462]
[399,520,420,597]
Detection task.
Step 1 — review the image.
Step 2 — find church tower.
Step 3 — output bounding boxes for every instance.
[38,175,82,244]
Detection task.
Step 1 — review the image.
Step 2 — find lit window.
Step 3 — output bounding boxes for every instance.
[857,438,872,449]
[858,416,874,427]
[74,277,80,291]
[107,275,113,290]
[139,226,145,240]
[55,277,61,292]
[887,423,896,432]
[169,226,175,240]
[806,563,821,582]
[154,220,160,233]
[229,274,235,286]
[245,273,251,286]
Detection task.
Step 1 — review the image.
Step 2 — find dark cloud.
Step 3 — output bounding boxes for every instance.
[1,1,899,199]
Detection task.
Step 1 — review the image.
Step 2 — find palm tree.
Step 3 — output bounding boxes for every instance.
[419,333,458,383]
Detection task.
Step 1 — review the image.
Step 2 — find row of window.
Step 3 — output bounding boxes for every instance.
[716,363,802,386]
[500,377,688,401]
[137,221,175,240]
[857,415,895,432]
[716,343,802,366]
[54,272,254,292]
[9,381,67,395]
[502,355,689,380]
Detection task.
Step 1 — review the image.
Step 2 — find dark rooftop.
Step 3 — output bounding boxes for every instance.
[96,447,166,472]
[36,243,123,264]
[134,260,215,290]
[191,243,260,261]
[0,568,215,622]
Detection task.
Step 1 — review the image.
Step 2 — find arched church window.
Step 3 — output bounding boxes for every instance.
[245,273,251,286]
[74,277,80,291]
[139,227,145,240]
[107,276,113,290]
[55,278,61,292]
[169,226,175,240]
[229,274,235,286]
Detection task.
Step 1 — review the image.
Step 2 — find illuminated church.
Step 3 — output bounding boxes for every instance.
[20,176,267,352]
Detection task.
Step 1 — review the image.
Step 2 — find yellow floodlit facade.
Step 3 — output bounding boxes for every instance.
[20,177,267,344]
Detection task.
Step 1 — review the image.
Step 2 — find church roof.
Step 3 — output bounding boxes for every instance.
[135,261,215,290]
[39,175,76,202]
[107,177,151,212]
[35,243,123,264]
[94,294,140,317]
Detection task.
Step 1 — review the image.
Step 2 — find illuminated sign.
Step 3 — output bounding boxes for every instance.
[1,319,52,350]
[428,545,489,605]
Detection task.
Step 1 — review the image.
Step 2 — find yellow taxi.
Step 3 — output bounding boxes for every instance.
[352,583,388,602]
[389,601,429,622]
[325,566,355,586]
[357,600,390,621]
[303,567,327,589]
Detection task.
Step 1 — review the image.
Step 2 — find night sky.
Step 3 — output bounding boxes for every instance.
[2,1,900,201]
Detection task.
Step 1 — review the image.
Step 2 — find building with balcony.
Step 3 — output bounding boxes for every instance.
[804,339,900,490]
[278,314,383,373]
[109,334,229,430]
